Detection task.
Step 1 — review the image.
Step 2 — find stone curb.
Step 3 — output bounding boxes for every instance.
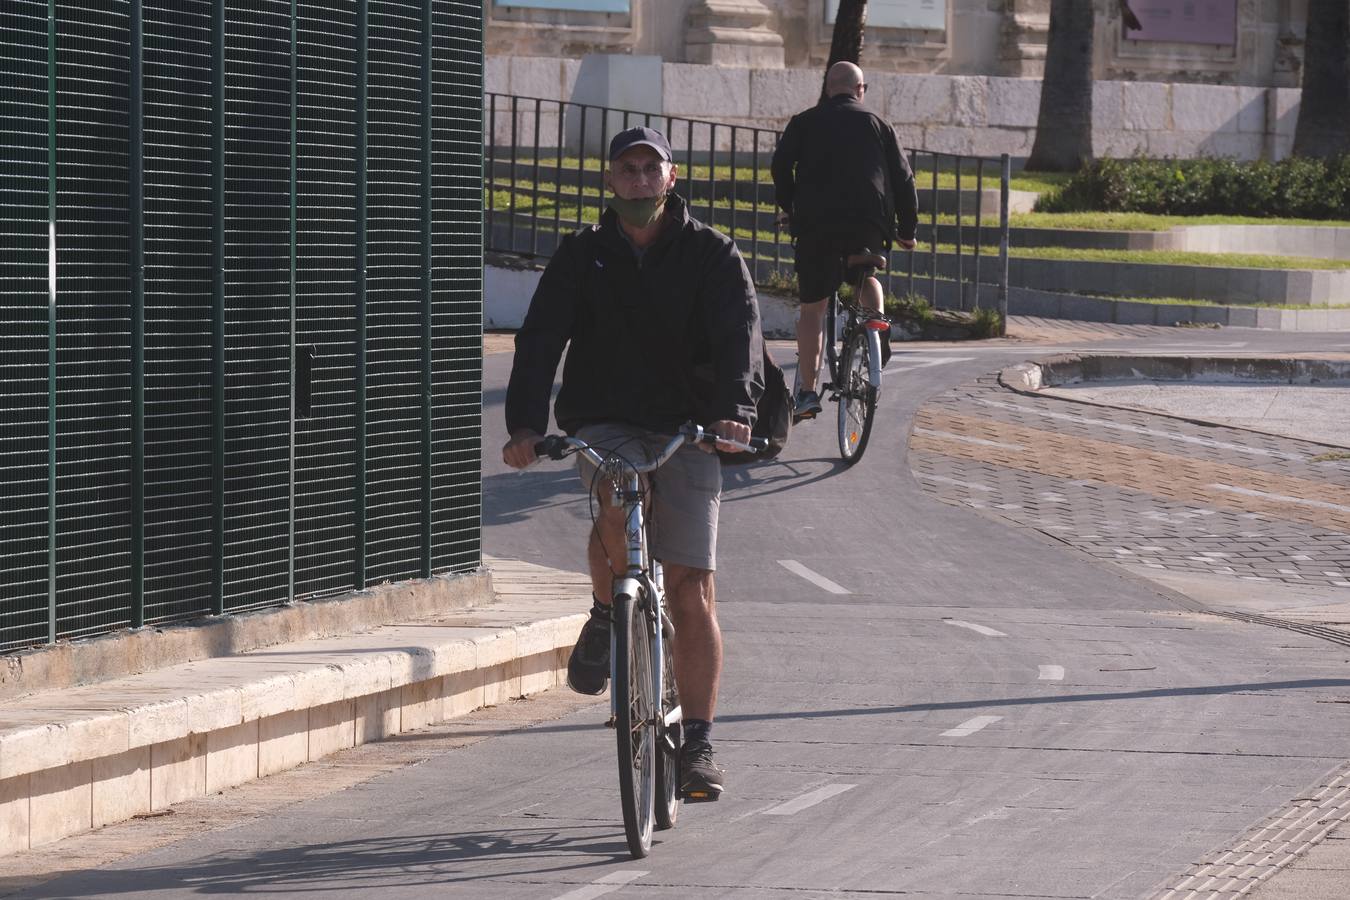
[0,558,589,856]
[1,570,494,704]
[997,354,1350,451]
[1001,354,1350,391]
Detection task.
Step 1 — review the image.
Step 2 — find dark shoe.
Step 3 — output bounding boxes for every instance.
[792,389,822,423]
[566,604,611,695]
[680,741,725,802]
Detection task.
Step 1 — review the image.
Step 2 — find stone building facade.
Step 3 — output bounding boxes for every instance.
[486,0,1310,88]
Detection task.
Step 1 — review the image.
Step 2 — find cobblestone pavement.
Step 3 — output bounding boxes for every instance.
[909,371,1350,590]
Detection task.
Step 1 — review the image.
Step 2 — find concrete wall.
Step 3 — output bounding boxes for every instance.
[486,55,1303,161]
[487,0,1307,87]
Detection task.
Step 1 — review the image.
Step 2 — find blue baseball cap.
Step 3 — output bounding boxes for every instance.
[608,126,673,163]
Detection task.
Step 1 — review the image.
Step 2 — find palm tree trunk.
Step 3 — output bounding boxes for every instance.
[821,0,867,102]
[1025,0,1094,172]
[1292,0,1350,159]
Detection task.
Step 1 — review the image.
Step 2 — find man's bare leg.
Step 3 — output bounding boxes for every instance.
[663,564,721,721]
[586,482,630,602]
[860,274,884,315]
[796,298,828,396]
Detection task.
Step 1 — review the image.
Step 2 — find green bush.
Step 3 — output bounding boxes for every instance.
[1038,155,1350,219]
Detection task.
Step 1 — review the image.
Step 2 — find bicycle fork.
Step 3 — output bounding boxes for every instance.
[605,474,677,740]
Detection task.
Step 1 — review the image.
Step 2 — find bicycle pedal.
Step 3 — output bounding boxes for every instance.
[681,789,721,803]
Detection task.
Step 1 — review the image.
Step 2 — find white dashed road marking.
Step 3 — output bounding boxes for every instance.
[1039,665,1065,681]
[913,427,1026,451]
[942,716,1002,738]
[944,619,1007,637]
[552,871,649,900]
[973,397,1306,461]
[916,473,995,492]
[886,355,975,374]
[764,784,859,816]
[777,560,851,595]
[1209,483,1350,515]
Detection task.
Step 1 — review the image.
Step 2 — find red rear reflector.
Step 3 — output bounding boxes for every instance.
[865,320,890,331]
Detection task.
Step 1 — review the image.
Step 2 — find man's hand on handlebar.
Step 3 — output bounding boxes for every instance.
[502,428,543,470]
[896,237,917,251]
[699,419,752,455]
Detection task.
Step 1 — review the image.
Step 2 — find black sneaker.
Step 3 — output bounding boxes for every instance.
[680,741,725,802]
[566,604,611,696]
[792,389,822,423]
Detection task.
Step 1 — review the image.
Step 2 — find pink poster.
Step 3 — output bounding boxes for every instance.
[1123,0,1237,46]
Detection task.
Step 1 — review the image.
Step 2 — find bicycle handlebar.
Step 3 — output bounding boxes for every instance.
[534,422,767,470]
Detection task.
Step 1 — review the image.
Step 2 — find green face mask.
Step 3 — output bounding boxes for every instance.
[608,193,667,229]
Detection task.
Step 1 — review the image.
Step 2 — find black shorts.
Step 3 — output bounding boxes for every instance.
[793,224,888,305]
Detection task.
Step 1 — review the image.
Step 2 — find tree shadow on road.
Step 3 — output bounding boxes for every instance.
[12,827,631,898]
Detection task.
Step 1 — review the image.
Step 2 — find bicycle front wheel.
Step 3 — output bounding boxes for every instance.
[653,616,681,831]
[613,591,656,858]
[837,327,878,464]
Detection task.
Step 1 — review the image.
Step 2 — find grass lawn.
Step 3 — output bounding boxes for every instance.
[488,196,1350,271]
[491,155,1066,194]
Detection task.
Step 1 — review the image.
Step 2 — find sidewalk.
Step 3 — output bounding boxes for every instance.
[0,557,590,857]
[909,350,1350,899]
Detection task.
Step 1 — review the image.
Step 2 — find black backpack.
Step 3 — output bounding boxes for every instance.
[719,346,790,464]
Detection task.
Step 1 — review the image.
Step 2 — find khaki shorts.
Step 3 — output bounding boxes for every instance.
[574,423,722,572]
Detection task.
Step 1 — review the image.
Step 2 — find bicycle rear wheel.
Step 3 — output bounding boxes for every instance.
[613,591,656,858]
[653,616,681,831]
[836,327,878,464]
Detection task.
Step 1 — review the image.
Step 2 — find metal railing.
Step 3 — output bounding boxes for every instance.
[484,93,1011,321]
[0,0,485,655]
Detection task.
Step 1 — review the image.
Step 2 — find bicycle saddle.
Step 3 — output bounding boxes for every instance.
[846,251,887,269]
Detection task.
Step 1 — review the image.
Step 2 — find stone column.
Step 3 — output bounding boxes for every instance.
[1000,0,1051,77]
[684,0,786,68]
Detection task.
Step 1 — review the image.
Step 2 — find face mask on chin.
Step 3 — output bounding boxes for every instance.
[608,192,667,229]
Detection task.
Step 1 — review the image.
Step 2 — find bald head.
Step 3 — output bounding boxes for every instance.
[825,61,864,99]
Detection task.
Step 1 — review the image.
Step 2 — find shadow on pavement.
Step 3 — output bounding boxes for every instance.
[12,827,629,898]
[391,677,1350,741]
[483,451,852,529]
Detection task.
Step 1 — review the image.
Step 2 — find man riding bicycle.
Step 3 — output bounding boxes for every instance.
[501,126,765,802]
[770,61,920,422]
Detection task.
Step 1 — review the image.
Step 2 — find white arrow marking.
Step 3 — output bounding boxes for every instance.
[942,715,1002,737]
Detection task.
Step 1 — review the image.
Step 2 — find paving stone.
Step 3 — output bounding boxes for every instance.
[910,371,1350,593]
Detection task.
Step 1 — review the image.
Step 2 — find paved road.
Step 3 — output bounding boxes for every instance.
[13,324,1350,900]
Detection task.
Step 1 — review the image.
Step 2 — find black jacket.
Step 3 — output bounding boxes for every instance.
[505,193,765,437]
[771,94,919,244]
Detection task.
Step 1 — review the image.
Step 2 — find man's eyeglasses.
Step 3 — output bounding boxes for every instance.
[614,161,668,180]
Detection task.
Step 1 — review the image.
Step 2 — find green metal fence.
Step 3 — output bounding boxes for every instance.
[0,0,484,654]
